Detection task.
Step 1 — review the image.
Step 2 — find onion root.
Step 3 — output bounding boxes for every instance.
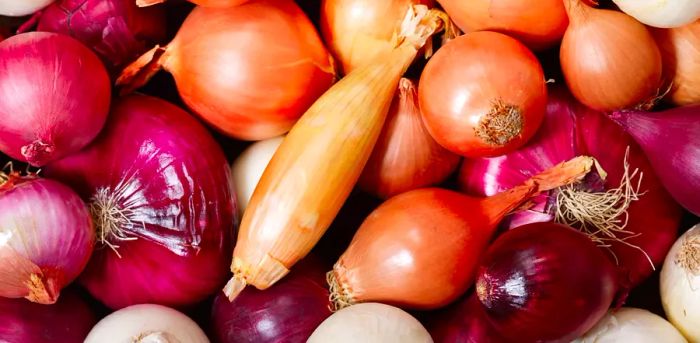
[676,234,700,276]
[89,188,138,257]
[475,99,523,146]
[327,270,355,312]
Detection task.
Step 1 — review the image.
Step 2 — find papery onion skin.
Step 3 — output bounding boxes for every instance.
[46,94,235,310]
[419,31,547,158]
[37,0,167,71]
[0,32,111,167]
[211,257,331,343]
[476,222,618,343]
[653,20,700,106]
[560,1,663,111]
[231,136,284,216]
[0,0,53,16]
[424,294,507,343]
[612,0,700,28]
[437,0,568,50]
[459,87,682,288]
[0,289,97,343]
[573,307,687,343]
[0,176,94,304]
[119,0,335,140]
[85,304,209,343]
[661,224,700,341]
[308,303,433,343]
[320,0,433,75]
[359,78,460,199]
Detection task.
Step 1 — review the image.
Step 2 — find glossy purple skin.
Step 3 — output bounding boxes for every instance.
[0,32,111,166]
[211,258,331,343]
[476,223,617,343]
[37,0,166,70]
[0,289,97,343]
[46,94,236,310]
[424,294,507,343]
[611,106,700,216]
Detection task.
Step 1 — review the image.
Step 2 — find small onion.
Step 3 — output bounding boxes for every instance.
[0,32,111,166]
[661,224,700,341]
[0,0,53,16]
[85,304,209,343]
[612,0,700,28]
[308,303,433,343]
[230,136,284,216]
[653,20,700,106]
[574,308,687,343]
[0,173,94,304]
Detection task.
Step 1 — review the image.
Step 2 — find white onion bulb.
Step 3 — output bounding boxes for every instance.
[307,303,433,343]
[661,223,700,342]
[230,136,284,215]
[85,304,210,343]
[0,0,54,17]
[573,307,686,343]
[612,0,700,28]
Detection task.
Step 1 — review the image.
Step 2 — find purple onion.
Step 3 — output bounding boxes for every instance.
[424,295,507,343]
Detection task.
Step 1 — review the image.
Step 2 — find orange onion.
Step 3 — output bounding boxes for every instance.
[136,0,249,7]
[118,0,335,140]
[359,78,460,199]
[320,0,434,74]
[653,20,700,106]
[437,0,568,50]
[560,0,663,111]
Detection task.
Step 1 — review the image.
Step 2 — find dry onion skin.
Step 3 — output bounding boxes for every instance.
[653,20,700,106]
[573,308,686,343]
[612,0,700,28]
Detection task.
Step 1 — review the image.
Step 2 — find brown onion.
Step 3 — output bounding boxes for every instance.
[653,20,700,105]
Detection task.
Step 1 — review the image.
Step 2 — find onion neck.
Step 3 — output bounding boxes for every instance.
[20,139,55,167]
[563,0,592,23]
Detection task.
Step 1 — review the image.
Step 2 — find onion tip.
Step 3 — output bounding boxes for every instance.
[116,45,167,95]
[20,139,55,167]
[135,0,165,7]
[25,273,59,305]
[223,275,247,302]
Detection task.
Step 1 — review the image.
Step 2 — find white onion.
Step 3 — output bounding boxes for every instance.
[661,223,700,342]
[573,307,686,343]
[612,0,700,28]
[0,0,53,16]
[307,303,433,343]
[85,304,209,343]
[230,136,284,215]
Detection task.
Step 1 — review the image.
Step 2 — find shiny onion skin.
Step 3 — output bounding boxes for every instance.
[118,0,335,141]
[37,0,166,71]
[137,0,249,8]
[653,20,700,106]
[0,175,94,304]
[419,31,547,158]
[320,0,433,74]
[211,257,331,343]
[0,32,111,167]
[0,289,97,343]
[476,222,618,343]
[560,0,663,111]
[460,88,683,288]
[359,78,460,199]
[437,0,568,50]
[425,294,507,343]
[46,95,235,310]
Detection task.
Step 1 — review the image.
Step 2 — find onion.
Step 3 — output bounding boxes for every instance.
[419,31,547,158]
[0,0,53,16]
[424,294,506,343]
[574,307,687,343]
[459,87,683,289]
[359,78,460,199]
[118,0,335,141]
[652,20,700,106]
[45,94,235,309]
[0,32,111,167]
[0,289,97,342]
[36,0,166,71]
[437,0,568,50]
[0,172,94,304]
[320,0,434,75]
[308,303,433,343]
[661,223,700,341]
[211,257,331,343]
[560,0,663,111]
[136,0,249,8]
[612,0,700,28]
[85,304,209,343]
[230,136,284,216]
[328,156,597,310]
[610,106,700,216]
[476,222,618,342]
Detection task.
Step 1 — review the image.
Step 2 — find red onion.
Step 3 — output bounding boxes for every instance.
[0,32,111,167]
[46,94,236,310]
[476,222,618,342]
[211,257,331,343]
[0,289,97,342]
[36,0,166,71]
[459,87,682,288]
[0,173,94,304]
[610,106,700,217]
[424,295,507,343]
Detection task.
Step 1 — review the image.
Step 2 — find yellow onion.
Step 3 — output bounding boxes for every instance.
[653,20,700,106]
